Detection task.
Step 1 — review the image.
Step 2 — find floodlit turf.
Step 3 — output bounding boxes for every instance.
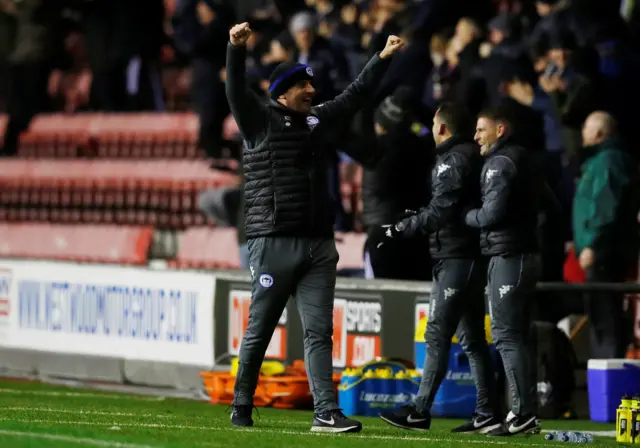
[0,380,619,448]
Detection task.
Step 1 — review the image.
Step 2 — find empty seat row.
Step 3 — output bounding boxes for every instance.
[0,160,238,190]
[0,207,210,228]
[169,228,366,271]
[0,223,153,265]
[17,113,203,159]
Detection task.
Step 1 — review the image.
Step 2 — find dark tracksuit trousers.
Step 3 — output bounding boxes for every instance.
[487,253,541,416]
[414,258,499,417]
[585,258,631,359]
[233,236,340,413]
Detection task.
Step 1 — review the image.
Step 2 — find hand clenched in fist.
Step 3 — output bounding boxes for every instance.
[379,35,405,59]
[230,22,252,46]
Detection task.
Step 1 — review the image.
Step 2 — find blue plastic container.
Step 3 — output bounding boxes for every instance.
[588,359,640,422]
[415,314,499,417]
[339,368,361,416]
[338,360,419,417]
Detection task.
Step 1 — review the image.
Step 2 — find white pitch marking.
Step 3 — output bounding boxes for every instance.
[0,417,565,447]
[0,429,158,448]
[0,388,165,401]
[0,406,172,418]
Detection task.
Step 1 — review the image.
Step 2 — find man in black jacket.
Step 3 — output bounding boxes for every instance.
[465,107,542,436]
[361,85,434,281]
[378,103,500,433]
[226,22,403,433]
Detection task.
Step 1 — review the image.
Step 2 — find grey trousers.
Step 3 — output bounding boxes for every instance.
[233,236,340,413]
[487,253,541,416]
[415,258,498,417]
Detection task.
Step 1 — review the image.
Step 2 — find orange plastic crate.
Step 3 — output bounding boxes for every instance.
[201,361,341,409]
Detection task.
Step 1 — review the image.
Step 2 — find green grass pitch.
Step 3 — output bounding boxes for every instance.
[0,379,619,447]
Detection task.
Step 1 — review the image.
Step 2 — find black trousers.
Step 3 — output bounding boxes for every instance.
[487,253,541,416]
[2,62,52,156]
[415,258,498,417]
[191,59,229,158]
[233,236,340,413]
[585,259,632,359]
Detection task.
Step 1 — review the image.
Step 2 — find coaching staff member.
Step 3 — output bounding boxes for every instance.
[378,103,500,434]
[465,108,542,436]
[226,22,403,433]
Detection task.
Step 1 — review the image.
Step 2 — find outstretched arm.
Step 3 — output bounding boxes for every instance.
[400,153,470,238]
[225,23,267,142]
[311,36,405,124]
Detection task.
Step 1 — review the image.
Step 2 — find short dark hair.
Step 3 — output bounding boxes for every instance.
[478,106,512,128]
[436,102,472,136]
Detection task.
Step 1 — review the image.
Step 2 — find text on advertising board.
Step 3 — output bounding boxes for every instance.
[0,269,10,318]
[333,299,381,368]
[18,281,198,344]
[0,260,215,366]
[228,290,287,360]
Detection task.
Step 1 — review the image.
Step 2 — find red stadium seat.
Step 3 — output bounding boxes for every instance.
[0,223,152,265]
[173,227,240,269]
[223,114,241,142]
[335,232,366,271]
[17,113,201,159]
[0,159,239,228]
[0,114,7,147]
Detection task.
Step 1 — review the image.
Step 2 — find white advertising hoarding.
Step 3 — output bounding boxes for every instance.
[0,260,215,366]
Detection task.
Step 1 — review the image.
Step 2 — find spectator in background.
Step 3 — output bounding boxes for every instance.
[451,17,484,115]
[360,86,433,281]
[173,0,235,158]
[289,11,350,103]
[260,29,295,75]
[480,14,525,109]
[573,111,638,359]
[198,183,249,269]
[421,33,457,114]
[541,30,597,160]
[1,0,66,156]
[82,0,166,112]
[0,1,17,112]
[530,0,573,49]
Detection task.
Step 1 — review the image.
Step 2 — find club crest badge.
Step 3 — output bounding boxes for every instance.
[307,116,319,130]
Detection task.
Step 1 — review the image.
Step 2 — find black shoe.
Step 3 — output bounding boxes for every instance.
[230,404,254,427]
[311,409,362,433]
[451,413,502,434]
[487,412,540,436]
[379,405,431,431]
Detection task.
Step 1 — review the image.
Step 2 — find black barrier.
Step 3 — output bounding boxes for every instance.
[210,271,639,370]
[538,282,640,293]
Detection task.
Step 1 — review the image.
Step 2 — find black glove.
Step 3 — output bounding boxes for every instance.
[397,209,418,221]
[376,221,406,249]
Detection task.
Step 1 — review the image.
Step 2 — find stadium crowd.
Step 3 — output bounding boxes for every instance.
[0,0,639,358]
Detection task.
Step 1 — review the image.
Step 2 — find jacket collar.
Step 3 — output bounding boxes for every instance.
[435,135,467,154]
[269,99,311,117]
[485,135,513,156]
[580,135,624,163]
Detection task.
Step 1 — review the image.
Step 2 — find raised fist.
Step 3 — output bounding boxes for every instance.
[380,35,405,59]
[230,22,252,46]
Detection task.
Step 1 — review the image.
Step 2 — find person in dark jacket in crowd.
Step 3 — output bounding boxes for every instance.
[465,107,542,437]
[573,111,638,359]
[378,103,500,433]
[172,0,236,158]
[1,0,66,155]
[360,85,433,281]
[225,21,403,432]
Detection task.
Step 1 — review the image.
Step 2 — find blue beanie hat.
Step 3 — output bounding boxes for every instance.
[268,61,314,98]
